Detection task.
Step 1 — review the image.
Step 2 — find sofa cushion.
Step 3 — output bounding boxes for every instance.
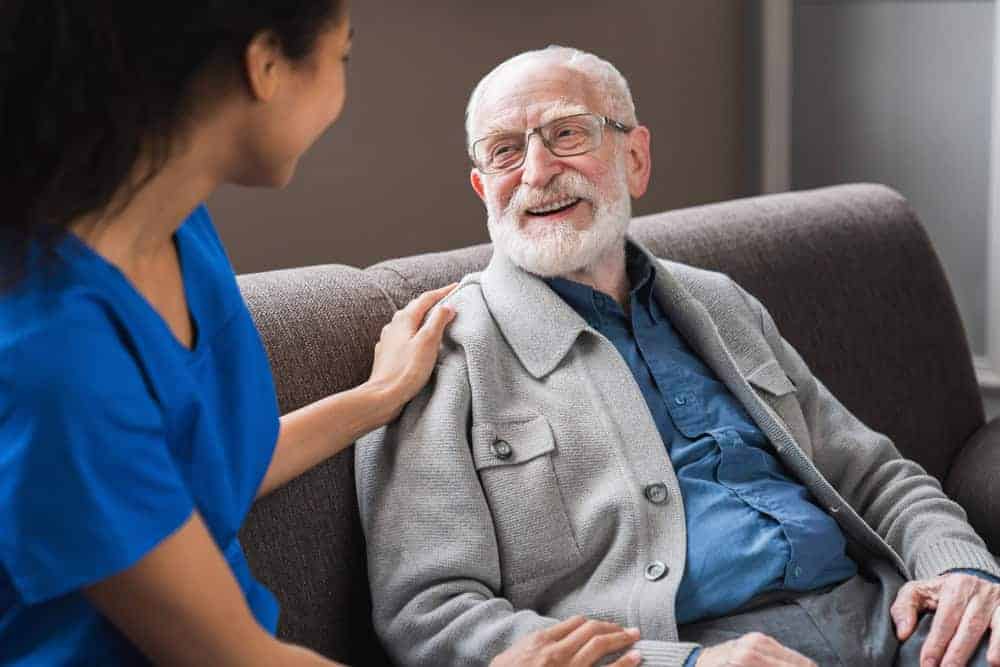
[238,263,395,664]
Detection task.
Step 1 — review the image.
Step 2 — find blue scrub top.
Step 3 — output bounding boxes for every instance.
[0,205,281,665]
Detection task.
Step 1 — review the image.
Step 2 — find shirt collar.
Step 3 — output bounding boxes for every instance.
[545,242,659,328]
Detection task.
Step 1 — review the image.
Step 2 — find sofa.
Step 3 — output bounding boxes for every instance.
[236,183,1000,665]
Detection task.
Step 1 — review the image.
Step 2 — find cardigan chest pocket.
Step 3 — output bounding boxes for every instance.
[471,415,582,585]
[745,359,813,457]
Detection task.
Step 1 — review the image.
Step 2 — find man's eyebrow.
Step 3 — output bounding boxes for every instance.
[537,103,590,125]
[476,103,593,139]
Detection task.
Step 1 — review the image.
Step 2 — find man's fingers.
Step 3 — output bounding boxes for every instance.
[892,583,927,641]
[575,628,640,665]
[941,599,991,667]
[988,608,1000,666]
[540,615,589,642]
[920,594,967,667]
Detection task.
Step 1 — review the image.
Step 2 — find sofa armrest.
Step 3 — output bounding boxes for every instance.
[945,417,1000,555]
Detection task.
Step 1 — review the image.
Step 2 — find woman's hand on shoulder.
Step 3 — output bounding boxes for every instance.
[367,283,458,422]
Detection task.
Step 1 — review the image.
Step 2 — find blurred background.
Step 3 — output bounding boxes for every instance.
[208,0,1000,412]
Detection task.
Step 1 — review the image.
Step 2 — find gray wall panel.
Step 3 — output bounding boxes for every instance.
[792,1,994,354]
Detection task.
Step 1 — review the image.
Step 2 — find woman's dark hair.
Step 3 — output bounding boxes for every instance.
[0,0,344,288]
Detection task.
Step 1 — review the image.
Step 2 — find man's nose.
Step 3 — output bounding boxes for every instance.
[520,133,562,188]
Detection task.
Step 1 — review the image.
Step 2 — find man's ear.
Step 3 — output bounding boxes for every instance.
[244,30,283,102]
[470,168,487,203]
[625,125,652,199]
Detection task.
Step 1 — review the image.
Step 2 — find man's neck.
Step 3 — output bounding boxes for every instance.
[559,242,630,307]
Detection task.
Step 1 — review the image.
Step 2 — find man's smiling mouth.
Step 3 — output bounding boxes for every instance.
[525,197,582,216]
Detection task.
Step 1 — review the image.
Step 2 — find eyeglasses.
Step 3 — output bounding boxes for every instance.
[470,112,633,174]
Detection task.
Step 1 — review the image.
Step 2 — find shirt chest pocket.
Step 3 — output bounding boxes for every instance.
[471,415,582,586]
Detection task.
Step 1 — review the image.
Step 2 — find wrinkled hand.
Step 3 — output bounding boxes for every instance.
[490,616,641,667]
[695,632,817,666]
[890,572,1000,666]
[368,283,457,421]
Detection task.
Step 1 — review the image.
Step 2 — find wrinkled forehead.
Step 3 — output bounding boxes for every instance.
[471,62,604,139]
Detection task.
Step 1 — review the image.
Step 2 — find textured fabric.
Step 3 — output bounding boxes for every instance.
[946,418,1000,552]
[355,237,999,667]
[680,558,993,666]
[238,263,397,665]
[546,246,856,623]
[0,205,280,665]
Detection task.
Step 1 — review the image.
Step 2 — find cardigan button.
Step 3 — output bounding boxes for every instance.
[644,483,669,505]
[645,561,668,581]
[491,439,513,460]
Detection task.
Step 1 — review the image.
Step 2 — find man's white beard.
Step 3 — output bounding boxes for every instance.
[485,167,632,278]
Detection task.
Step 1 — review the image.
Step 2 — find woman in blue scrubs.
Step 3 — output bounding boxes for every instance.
[0,2,456,664]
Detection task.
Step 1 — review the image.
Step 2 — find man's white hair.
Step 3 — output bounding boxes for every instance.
[464,45,638,150]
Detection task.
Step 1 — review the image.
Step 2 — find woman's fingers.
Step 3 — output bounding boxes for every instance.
[574,627,640,666]
[539,615,589,642]
[555,619,628,658]
[605,649,642,667]
[415,301,456,347]
[402,283,458,326]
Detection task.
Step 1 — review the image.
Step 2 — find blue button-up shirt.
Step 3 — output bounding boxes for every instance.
[547,247,858,626]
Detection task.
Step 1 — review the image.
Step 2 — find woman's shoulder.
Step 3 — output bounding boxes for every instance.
[0,285,149,404]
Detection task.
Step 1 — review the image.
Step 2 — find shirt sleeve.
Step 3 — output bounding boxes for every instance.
[945,569,1000,585]
[683,648,702,667]
[0,314,194,604]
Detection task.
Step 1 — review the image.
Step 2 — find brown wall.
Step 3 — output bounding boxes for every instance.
[208,1,746,274]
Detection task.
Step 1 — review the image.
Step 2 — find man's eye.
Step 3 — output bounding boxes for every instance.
[492,144,517,157]
[557,127,582,138]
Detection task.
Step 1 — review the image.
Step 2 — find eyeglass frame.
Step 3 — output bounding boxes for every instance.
[469,112,634,174]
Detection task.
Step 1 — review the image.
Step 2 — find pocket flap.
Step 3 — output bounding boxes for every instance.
[745,360,796,396]
[471,415,556,470]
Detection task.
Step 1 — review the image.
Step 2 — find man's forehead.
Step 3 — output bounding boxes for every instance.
[472,62,602,136]
[479,101,591,136]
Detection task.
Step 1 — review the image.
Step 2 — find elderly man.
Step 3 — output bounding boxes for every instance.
[356,46,1000,667]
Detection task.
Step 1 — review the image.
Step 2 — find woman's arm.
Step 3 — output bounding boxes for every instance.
[84,511,341,666]
[256,284,457,499]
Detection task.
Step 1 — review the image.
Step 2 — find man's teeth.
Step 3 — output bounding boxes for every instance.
[527,197,580,214]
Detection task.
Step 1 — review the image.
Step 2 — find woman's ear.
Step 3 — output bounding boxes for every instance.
[244,30,283,102]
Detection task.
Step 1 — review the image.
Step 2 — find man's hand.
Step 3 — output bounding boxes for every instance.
[890,572,1000,666]
[490,616,641,667]
[695,632,817,666]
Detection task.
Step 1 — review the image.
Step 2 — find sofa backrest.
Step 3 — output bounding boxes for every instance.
[238,265,394,664]
[238,183,985,663]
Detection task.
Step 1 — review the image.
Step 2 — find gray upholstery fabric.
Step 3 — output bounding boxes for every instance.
[236,184,994,662]
[947,419,1000,551]
[238,264,395,665]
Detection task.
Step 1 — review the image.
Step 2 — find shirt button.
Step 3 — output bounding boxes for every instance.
[794,565,803,578]
[644,483,669,505]
[491,439,513,460]
[674,395,687,406]
[645,561,669,581]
